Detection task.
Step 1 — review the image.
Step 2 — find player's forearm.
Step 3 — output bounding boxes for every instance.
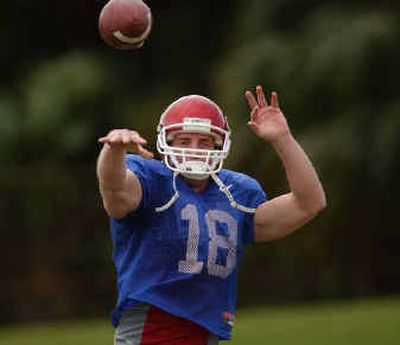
[97,144,128,191]
[272,133,326,214]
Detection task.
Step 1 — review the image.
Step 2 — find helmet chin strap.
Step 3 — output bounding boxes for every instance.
[155,171,256,214]
[211,174,256,213]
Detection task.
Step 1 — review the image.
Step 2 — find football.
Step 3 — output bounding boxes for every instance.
[98,0,152,50]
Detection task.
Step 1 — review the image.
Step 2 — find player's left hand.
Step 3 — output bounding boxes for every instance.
[245,85,290,143]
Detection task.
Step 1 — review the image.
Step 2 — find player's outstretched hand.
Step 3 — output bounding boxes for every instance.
[245,85,290,144]
[98,129,154,158]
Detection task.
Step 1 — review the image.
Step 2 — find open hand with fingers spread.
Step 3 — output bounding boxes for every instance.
[98,129,154,158]
[245,85,290,143]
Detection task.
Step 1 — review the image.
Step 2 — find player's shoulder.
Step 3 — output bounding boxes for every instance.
[125,155,170,176]
[219,168,263,192]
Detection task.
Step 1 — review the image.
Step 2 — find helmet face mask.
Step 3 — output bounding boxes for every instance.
[156,95,231,179]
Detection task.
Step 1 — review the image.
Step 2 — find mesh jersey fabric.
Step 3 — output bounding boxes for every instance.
[109,155,267,340]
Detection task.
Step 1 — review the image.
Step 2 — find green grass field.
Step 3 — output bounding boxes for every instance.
[1,297,399,345]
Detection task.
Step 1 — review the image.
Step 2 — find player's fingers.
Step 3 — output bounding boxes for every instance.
[98,130,118,143]
[270,92,280,108]
[129,131,147,145]
[122,130,132,145]
[256,85,268,107]
[137,145,154,159]
[109,129,124,138]
[98,136,108,143]
[104,129,122,143]
[250,106,260,123]
[245,91,258,110]
[109,132,124,144]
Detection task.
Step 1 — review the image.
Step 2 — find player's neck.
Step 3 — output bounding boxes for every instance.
[183,176,210,193]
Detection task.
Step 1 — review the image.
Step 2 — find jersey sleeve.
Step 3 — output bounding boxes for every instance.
[125,154,152,213]
[241,179,267,245]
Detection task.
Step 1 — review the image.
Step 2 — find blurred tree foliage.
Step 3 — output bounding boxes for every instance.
[0,0,399,324]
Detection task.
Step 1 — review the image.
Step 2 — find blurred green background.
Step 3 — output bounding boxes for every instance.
[1,0,400,342]
[1,298,400,344]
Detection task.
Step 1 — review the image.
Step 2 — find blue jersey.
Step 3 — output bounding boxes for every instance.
[109,155,267,340]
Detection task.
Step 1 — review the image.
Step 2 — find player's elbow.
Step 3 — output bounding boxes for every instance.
[303,191,327,219]
[318,192,327,212]
[316,188,327,212]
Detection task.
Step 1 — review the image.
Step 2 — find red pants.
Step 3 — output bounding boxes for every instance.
[114,303,219,345]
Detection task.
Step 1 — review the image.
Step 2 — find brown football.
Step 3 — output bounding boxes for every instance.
[98,0,152,50]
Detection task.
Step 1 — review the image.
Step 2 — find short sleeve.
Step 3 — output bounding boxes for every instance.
[241,180,267,245]
[125,154,152,212]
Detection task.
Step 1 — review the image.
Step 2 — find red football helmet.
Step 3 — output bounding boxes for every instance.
[157,95,231,179]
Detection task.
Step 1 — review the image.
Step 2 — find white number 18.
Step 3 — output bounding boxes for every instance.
[178,204,238,279]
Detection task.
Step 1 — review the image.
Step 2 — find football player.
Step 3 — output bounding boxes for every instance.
[97,85,326,344]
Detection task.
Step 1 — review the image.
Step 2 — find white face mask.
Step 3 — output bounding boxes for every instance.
[170,157,213,180]
[181,163,210,180]
[157,124,231,179]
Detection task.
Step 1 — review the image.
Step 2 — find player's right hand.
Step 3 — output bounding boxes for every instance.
[98,129,154,158]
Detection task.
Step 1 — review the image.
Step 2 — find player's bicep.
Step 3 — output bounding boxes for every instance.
[253,193,314,242]
[100,169,143,218]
